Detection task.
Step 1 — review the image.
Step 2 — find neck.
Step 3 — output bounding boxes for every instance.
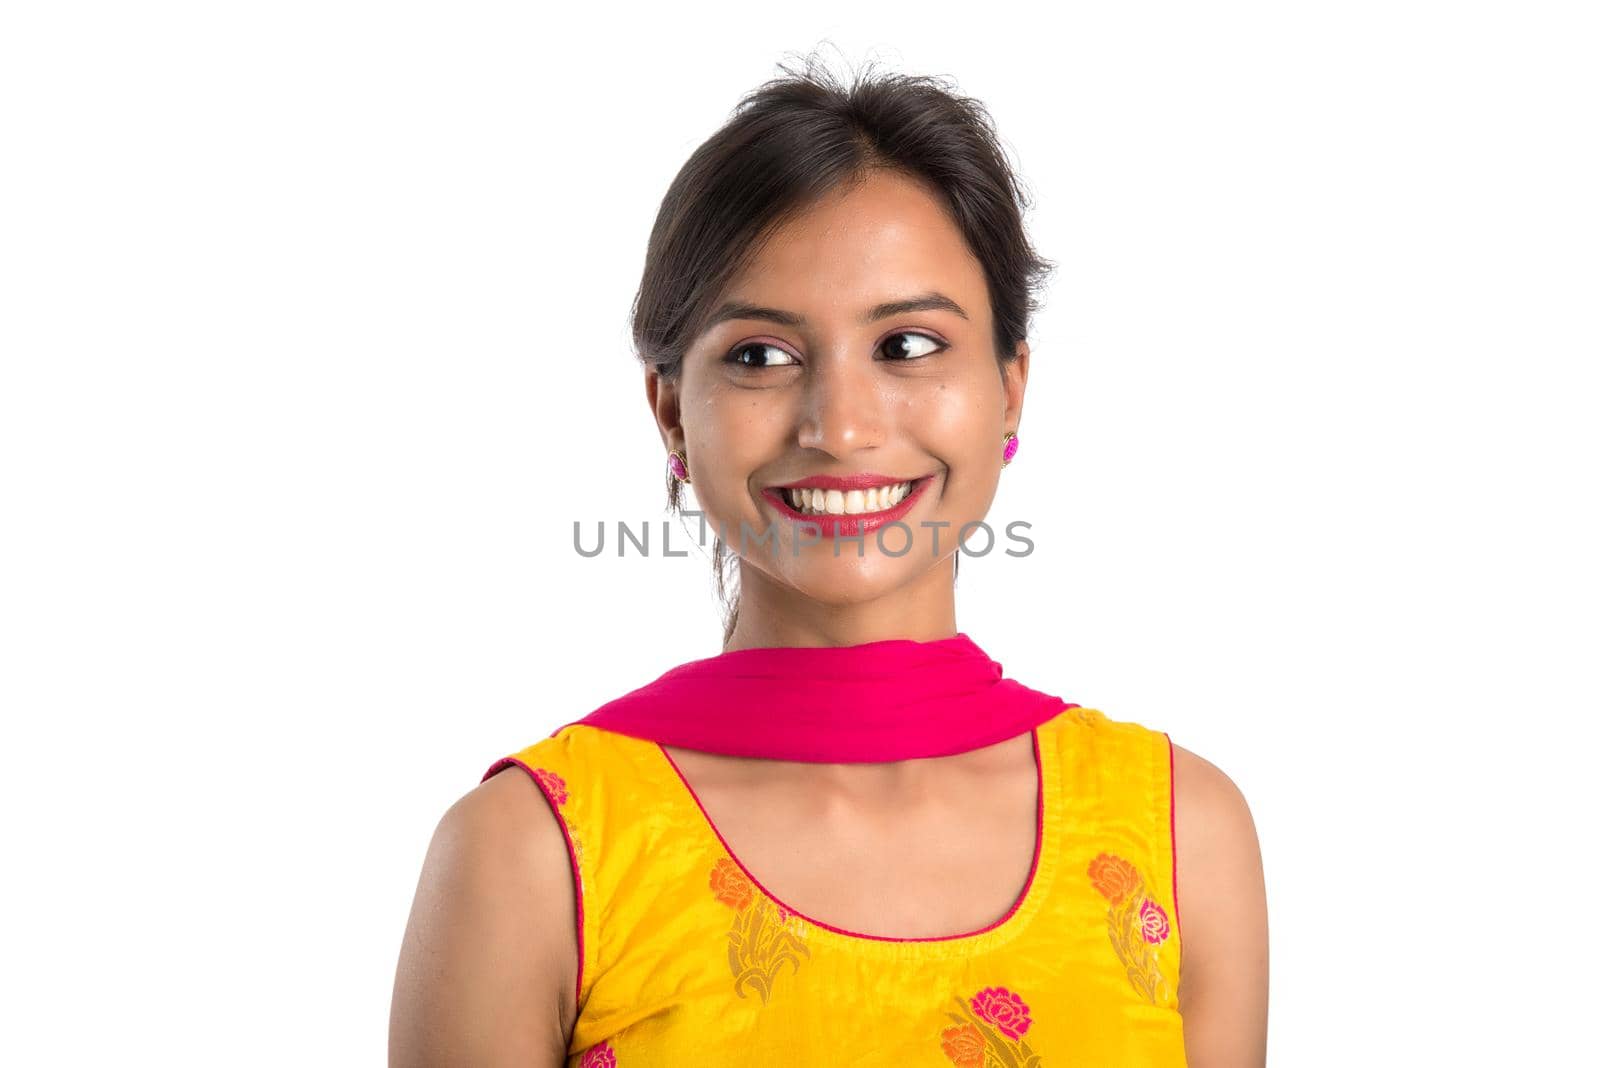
[722,554,959,652]
[681,728,1035,795]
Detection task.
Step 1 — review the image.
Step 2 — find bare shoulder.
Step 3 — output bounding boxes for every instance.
[389,767,579,1068]
[1169,742,1269,1068]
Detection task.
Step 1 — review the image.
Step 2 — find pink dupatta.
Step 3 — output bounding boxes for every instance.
[566,631,1073,763]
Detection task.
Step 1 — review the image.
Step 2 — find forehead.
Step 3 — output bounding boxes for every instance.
[720,170,989,321]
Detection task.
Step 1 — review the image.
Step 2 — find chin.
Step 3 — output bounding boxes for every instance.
[776,552,929,603]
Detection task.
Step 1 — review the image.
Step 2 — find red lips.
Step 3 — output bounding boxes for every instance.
[761,476,933,539]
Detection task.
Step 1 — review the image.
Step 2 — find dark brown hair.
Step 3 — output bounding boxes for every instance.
[631,49,1055,645]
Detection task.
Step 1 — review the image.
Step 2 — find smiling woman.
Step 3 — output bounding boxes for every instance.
[647,166,1040,633]
[634,66,1052,643]
[391,49,1267,1068]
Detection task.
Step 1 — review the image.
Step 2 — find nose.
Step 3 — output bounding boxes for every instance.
[795,353,887,458]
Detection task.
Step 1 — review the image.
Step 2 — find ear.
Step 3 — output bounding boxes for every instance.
[1002,340,1029,434]
[644,366,685,452]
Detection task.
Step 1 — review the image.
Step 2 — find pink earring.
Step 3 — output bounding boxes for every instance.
[667,450,690,484]
[1002,432,1019,466]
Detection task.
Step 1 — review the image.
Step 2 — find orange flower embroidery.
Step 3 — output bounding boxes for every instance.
[1088,851,1175,1006]
[710,855,754,910]
[939,1023,985,1067]
[941,985,1042,1066]
[707,856,810,1004]
[577,1039,615,1067]
[1087,852,1140,904]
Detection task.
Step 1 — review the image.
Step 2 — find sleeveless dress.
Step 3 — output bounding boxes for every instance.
[481,703,1188,1066]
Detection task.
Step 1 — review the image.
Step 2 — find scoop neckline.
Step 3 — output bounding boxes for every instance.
[652,712,1064,961]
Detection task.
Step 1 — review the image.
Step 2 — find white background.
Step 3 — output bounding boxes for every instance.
[3,2,1596,1063]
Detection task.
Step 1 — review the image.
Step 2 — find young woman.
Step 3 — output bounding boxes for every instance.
[391,58,1268,1067]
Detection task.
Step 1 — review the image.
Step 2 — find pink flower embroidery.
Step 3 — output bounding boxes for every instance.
[526,766,583,899]
[970,986,1032,1040]
[942,986,1041,1064]
[1139,898,1171,944]
[531,767,567,806]
[578,1039,615,1067]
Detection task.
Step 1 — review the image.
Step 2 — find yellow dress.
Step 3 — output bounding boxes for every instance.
[482,703,1188,1066]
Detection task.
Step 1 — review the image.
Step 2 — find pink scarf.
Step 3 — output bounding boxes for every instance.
[565,631,1074,762]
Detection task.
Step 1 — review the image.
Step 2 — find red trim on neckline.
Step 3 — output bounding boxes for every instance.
[655,727,1048,944]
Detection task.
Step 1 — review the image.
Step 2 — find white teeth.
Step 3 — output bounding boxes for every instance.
[782,480,916,515]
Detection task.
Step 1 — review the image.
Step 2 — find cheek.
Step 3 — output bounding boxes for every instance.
[904,379,997,456]
[687,395,788,493]
[725,397,792,458]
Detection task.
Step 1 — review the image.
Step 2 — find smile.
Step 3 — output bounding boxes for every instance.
[781,480,915,516]
[760,474,935,538]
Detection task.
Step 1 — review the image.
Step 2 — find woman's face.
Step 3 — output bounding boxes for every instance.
[648,168,1027,610]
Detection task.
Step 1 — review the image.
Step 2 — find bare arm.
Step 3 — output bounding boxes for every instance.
[390,768,580,1068]
[1172,743,1270,1068]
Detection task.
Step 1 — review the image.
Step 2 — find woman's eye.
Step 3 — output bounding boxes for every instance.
[726,342,799,369]
[879,331,945,361]
[725,332,944,369]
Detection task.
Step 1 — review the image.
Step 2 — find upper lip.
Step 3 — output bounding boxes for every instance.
[771,473,925,491]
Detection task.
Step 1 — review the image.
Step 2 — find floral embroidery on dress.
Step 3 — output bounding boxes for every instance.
[1087,851,1174,1006]
[576,1039,615,1067]
[940,985,1042,1067]
[532,767,569,805]
[708,855,810,1004]
[531,767,584,880]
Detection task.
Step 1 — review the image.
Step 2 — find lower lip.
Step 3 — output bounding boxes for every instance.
[761,477,934,538]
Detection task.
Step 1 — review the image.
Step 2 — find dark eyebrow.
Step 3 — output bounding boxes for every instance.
[704,292,970,331]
